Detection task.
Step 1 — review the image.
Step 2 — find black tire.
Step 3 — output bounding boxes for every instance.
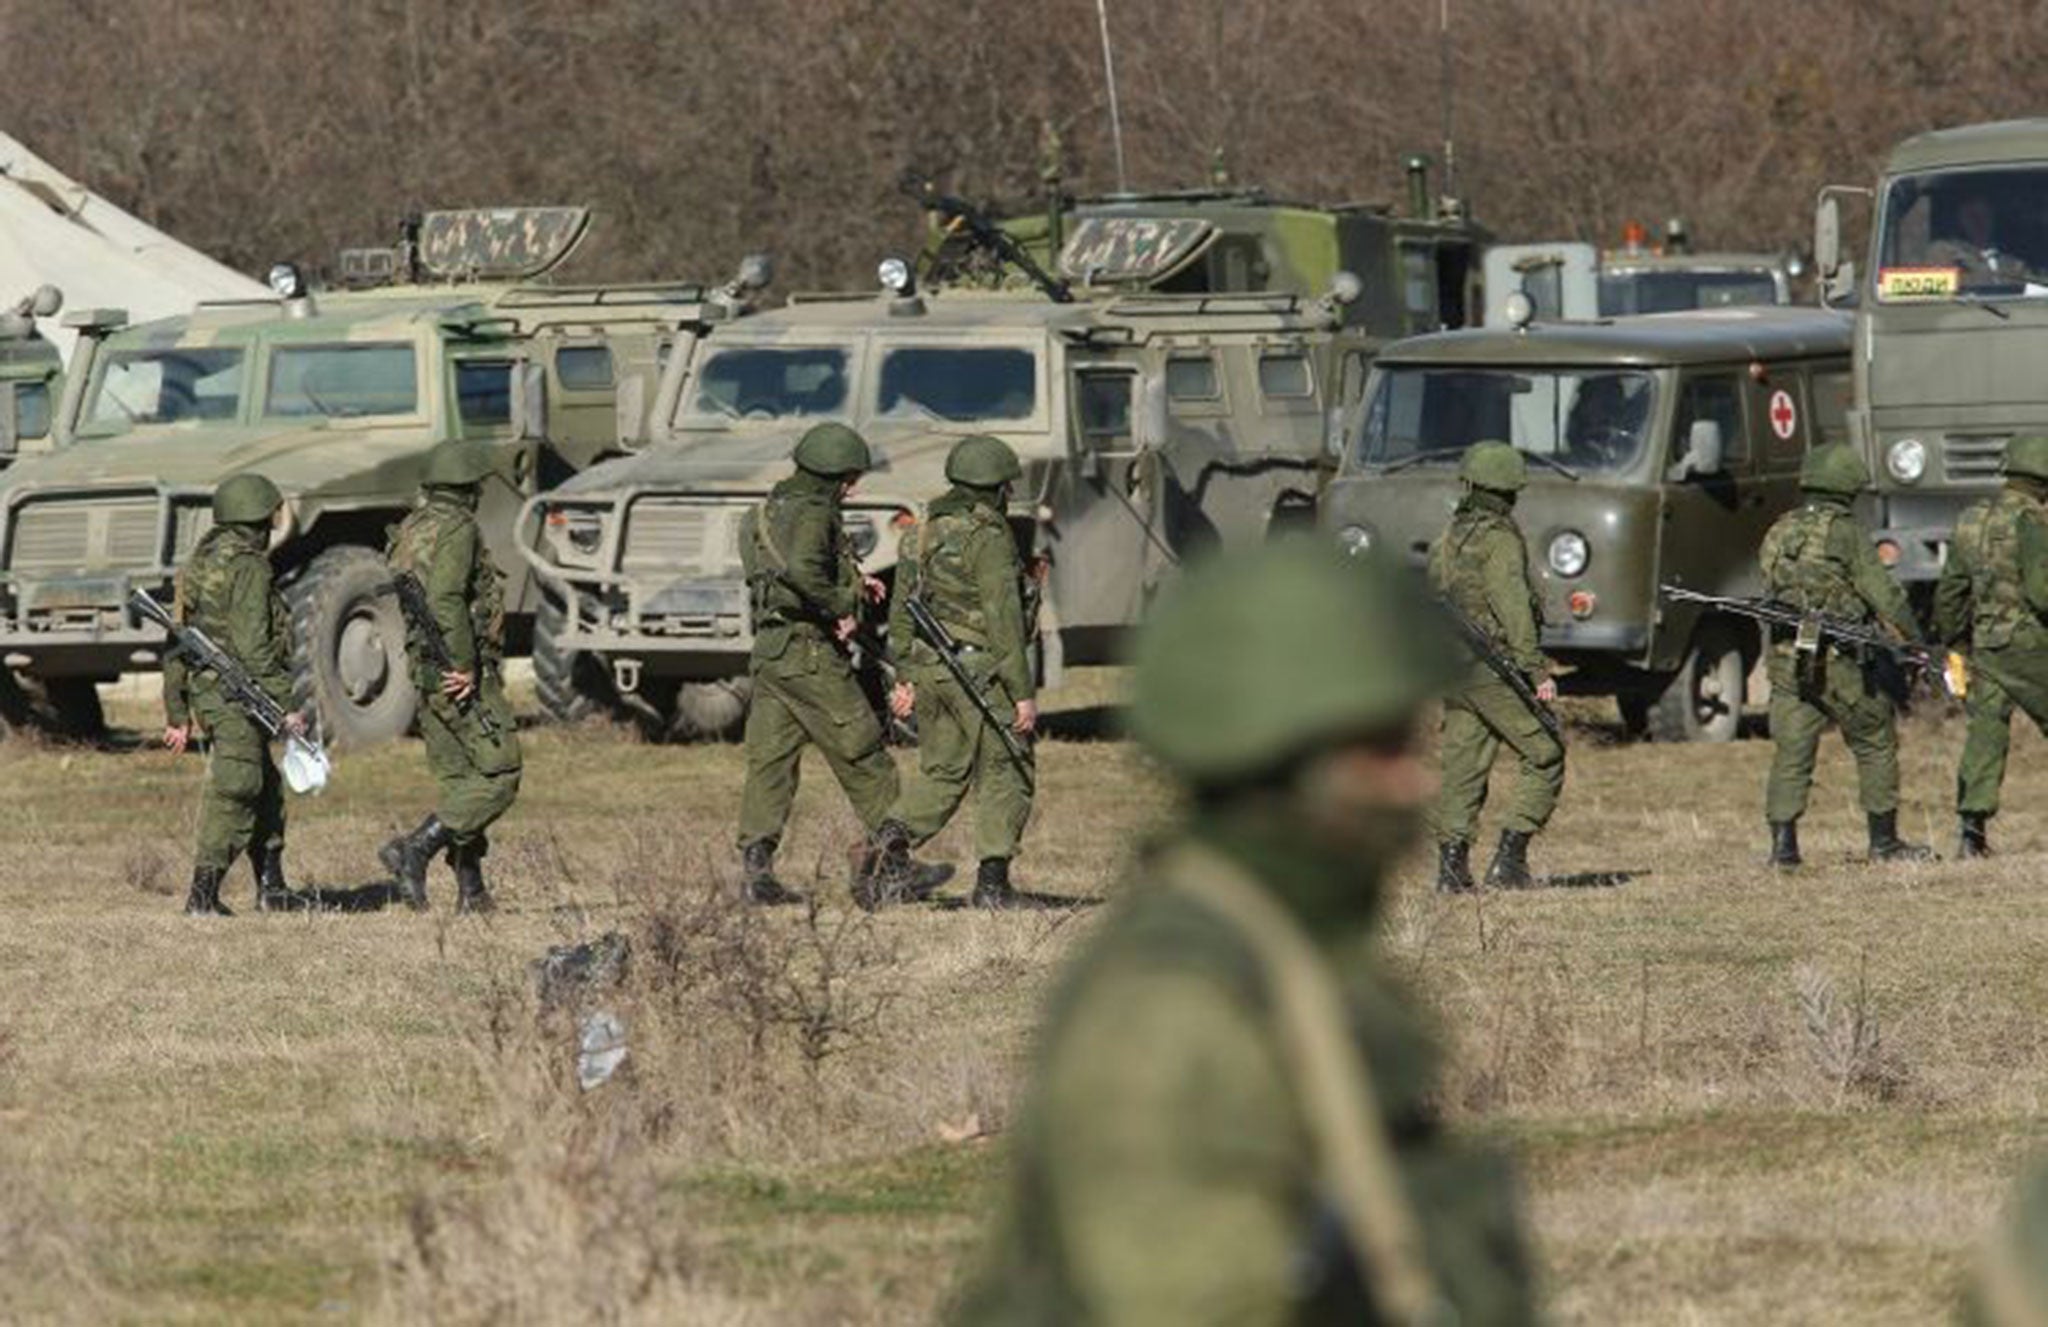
[532,591,612,725]
[1646,625,1745,743]
[669,678,752,742]
[286,545,417,748]
[0,671,105,741]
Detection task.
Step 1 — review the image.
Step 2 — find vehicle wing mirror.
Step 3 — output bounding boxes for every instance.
[1324,405,1346,458]
[1134,377,1167,452]
[1078,448,1103,483]
[510,362,547,441]
[1824,260,1858,306]
[1814,195,1841,279]
[1671,419,1725,480]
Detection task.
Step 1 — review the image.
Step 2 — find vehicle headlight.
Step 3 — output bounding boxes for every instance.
[544,506,608,566]
[1336,524,1374,557]
[844,513,880,560]
[1886,437,1927,484]
[1547,530,1589,577]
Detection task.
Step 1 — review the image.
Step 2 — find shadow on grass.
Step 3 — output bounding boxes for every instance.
[927,889,1102,913]
[293,880,406,913]
[1037,704,1123,743]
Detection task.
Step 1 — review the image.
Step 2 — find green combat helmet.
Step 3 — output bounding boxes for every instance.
[1460,440,1527,493]
[212,473,284,525]
[1129,538,1445,784]
[946,433,1023,488]
[2005,435,2048,481]
[1800,441,1869,495]
[793,422,873,478]
[423,438,497,488]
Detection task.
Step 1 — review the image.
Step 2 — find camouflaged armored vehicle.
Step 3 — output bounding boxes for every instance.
[1323,305,1852,742]
[0,285,63,467]
[1815,118,2048,588]
[0,208,754,742]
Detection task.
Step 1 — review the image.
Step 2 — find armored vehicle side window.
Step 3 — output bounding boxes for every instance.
[1811,370,1851,446]
[686,347,849,423]
[1075,370,1133,445]
[89,348,245,430]
[556,345,614,392]
[1257,353,1313,400]
[876,347,1037,422]
[266,344,418,419]
[1672,376,1746,469]
[1165,355,1221,403]
[14,381,50,442]
[1358,367,1655,474]
[456,360,514,429]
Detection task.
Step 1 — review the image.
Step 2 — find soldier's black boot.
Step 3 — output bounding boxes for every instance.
[1769,820,1802,870]
[1959,812,1993,859]
[1435,839,1476,894]
[450,843,496,915]
[183,865,231,917]
[853,819,947,911]
[740,839,805,907]
[1867,810,1935,863]
[1483,829,1534,889]
[380,815,452,911]
[249,843,301,912]
[970,858,1025,910]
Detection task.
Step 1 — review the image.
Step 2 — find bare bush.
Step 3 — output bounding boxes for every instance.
[1793,954,1910,1107]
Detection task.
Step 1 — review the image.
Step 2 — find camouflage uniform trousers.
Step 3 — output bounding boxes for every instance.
[892,660,1034,861]
[420,673,522,850]
[1433,676,1565,843]
[191,693,285,873]
[736,633,899,848]
[1764,647,1900,823]
[1956,646,2048,816]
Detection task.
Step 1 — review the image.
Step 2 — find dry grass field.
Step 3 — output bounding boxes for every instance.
[2,670,2044,1324]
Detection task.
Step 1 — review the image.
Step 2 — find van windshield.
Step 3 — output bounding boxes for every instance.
[1599,269,1780,314]
[1876,165,2048,300]
[1357,367,1658,474]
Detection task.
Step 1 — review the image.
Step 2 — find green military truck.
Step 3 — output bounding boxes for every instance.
[0,208,752,743]
[1322,305,1853,741]
[0,285,63,469]
[1815,118,2048,586]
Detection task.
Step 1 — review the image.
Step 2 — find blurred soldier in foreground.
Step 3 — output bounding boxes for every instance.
[954,539,1537,1325]
[1962,1161,2048,1324]
[1936,434,2048,858]
[163,474,307,916]
[1759,442,1930,867]
[735,423,938,905]
[380,439,522,913]
[1430,441,1564,891]
[860,435,1036,910]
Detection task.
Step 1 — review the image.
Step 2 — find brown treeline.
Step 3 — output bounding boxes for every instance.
[1,0,2043,290]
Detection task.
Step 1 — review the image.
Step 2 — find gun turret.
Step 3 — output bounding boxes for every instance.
[899,171,1074,304]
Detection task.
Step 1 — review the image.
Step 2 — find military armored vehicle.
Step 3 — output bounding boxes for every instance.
[519,262,1374,737]
[0,285,63,467]
[0,208,756,743]
[1322,304,1853,742]
[1815,118,2048,587]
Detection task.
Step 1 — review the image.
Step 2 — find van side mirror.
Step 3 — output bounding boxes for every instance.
[510,362,547,441]
[1670,419,1725,481]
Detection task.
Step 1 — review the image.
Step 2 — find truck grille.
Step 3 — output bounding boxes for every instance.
[1943,434,2009,481]
[622,501,715,574]
[8,497,162,573]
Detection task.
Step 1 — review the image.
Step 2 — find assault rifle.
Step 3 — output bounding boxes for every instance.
[902,594,1033,772]
[1437,596,1564,742]
[898,170,1074,304]
[130,588,331,794]
[1659,585,1943,681]
[383,572,501,738]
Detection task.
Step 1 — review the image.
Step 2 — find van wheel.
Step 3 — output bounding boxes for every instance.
[1646,626,1744,743]
[532,591,613,724]
[0,672,105,740]
[669,678,752,742]
[287,546,417,748]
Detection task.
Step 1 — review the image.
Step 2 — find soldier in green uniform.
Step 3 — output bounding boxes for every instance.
[379,439,522,913]
[736,422,937,905]
[1935,434,2048,858]
[860,435,1037,910]
[1429,441,1564,891]
[1963,1162,2048,1324]
[952,539,1537,1326]
[1759,442,1931,867]
[163,474,307,917]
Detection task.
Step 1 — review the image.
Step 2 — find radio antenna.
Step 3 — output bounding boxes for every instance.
[1095,0,1129,192]
[1439,0,1456,195]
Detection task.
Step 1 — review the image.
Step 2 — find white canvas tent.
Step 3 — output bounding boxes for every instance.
[0,132,265,359]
